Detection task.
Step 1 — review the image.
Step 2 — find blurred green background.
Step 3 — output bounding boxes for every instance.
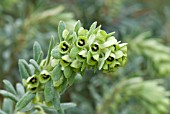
[0,0,170,114]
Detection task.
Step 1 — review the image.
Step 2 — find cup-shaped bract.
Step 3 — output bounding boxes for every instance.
[27,85,38,93]
[60,55,72,67]
[76,36,87,48]
[87,51,98,66]
[90,42,100,54]
[106,53,116,64]
[26,75,39,87]
[39,70,51,83]
[59,41,70,54]
[77,50,87,62]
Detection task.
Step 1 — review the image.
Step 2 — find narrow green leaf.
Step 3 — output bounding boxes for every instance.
[93,25,101,34]
[87,34,96,45]
[39,102,76,112]
[44,80,55,102]
[58,21,66,42]
[0,90,18,102]
[67,72,76,86]
[52,91,61,111]
[46,36,55,65]
[2,98,13,114]
[37,51,44,65]
[20,102,34,112]
[16,83,25,98]
[20,59,32,76]
[61,103,77,110]
[64,66,73,78]
[99,58,105,70]
[16,91,35,111]
[107,32,115,37]
[58,79,68,95]
[104,49,111,60]
[74,20,81,35]
[72,32,78,43]
[3,80,16,95]
[18,59,29,79]
[29,59,41,72]
[38,105,56,112]
[51,64,62,81]
[88,21,97,37]
[100,36,117,48]
[33,41,42,62]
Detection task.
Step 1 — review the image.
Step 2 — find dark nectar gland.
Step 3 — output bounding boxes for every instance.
[78,39,85,46]
[42,74,50,79]
[62,43,69,51]
[31,87,37,91]
[92,44,99,51]
[107,56,114,62]
[115,64,119,67]
[79,54,86,59]
[91,57,96,61]
[30,77,37,84]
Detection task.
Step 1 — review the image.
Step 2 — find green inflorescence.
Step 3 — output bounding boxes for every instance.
[24,20,127,104]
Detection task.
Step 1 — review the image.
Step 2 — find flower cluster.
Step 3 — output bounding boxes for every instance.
[25,21,127,104]
[52,21,127,72]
